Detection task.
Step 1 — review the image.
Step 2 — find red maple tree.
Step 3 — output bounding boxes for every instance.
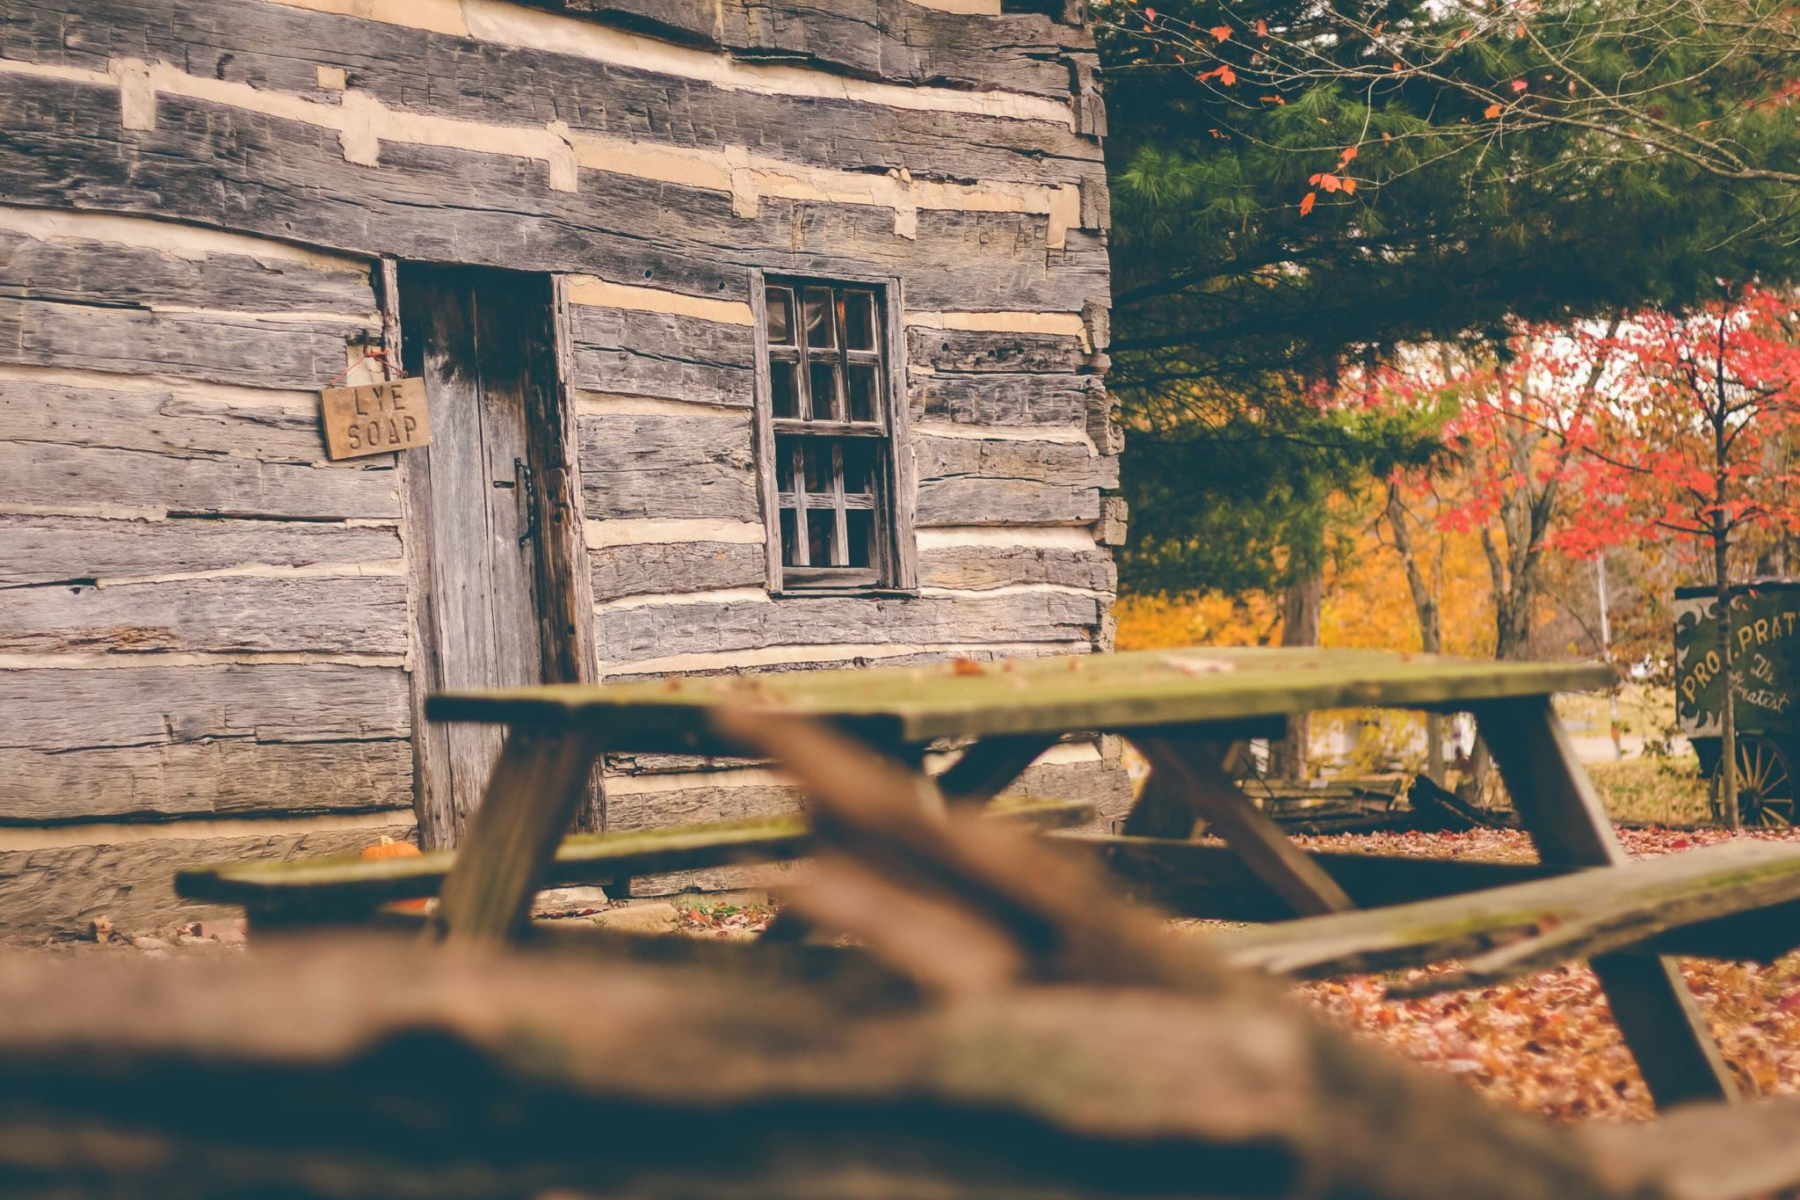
[1573,286,1800,826]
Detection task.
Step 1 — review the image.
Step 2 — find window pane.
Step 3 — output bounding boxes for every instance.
[807,509,835,567]
[803,287,835,349]
[844,291,876,351]
[770,360,799,418]
[803,441,832,494]
[846,363,879,423]
[842,440,876,495]
[809,360,840,421]
[766,287,793,345]
[780,508,803,567]
[846,509,873,568]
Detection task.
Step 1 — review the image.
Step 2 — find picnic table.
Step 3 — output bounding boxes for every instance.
[182,647,1771,1109]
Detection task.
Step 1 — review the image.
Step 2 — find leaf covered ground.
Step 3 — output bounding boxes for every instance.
[1287,823,1800,1121]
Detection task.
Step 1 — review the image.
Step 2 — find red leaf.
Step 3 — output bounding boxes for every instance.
[1145,5,1156,18]
[1256,18,1269,37]
[1209,25,1232,42]
[1484,102,1503,118]
[1341,177,1357,195]
[1511,79,1529,92]
[1299,192,1316,216]
[1340,145,1359,164]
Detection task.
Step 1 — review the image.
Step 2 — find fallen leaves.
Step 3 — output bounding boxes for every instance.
[1286,824,1800,1120]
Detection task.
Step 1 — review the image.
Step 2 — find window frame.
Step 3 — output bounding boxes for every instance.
[750,270,917,596]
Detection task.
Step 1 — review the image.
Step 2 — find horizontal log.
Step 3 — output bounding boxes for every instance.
[914,436,1118,527]
[0,296,365,391]
[0,938,1653,1199]
[0,821,413,936]
[0,664,411,751]
[569,305,755,406]
[918,543,1115,592]
[576,412,758,521]
[529,0,1092,99]
[0,739,412,823]
[0,574,408,654]
[606,780,799,836]
[11,0,1103,179]
[914,371,1101,426]
[2,443,400,520]
[0,225,375,314]
[0,377,334,464]
[599,591,1103,663]
[0,515,401,587]
[590,540,767,601]
[588,537,1116,600]
[907,327,1089,374]
[0,78,1105,315]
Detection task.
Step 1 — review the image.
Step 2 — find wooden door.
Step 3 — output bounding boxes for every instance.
[397,265,593,846]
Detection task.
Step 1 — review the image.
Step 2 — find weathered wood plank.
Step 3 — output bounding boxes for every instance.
[432,649,1614,747]
[0,822,413,937]
[598,591,1104,663]
[6,0,1103,182]
[0,297,366,391]
[0,740,412,823]
[587,537,1116,600]
[568,306,754,406]
[1213,839,1800,985]
[0,665,411,751]
[0,226,375,314]
[178,796,1094,914]
[0,80,1106,315]
[918,542,1115,592]
[576,412,758,521]
[914,371,1101,426]
[529,0,1094,98]
[3,442,400,520]
[907,327,1089,374]
[0,515,400,587]
[604,780,800,834]
[0,574,408,654]
[0,377,334,464]
[914,436,1118,527]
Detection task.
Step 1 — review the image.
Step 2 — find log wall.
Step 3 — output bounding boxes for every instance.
[0,0,1121,930]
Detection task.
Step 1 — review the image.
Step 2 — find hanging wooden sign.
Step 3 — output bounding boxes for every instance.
[320,377,431,460]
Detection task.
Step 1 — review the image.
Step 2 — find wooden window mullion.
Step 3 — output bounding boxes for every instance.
[790,440,810,567]
[831,441,849,566]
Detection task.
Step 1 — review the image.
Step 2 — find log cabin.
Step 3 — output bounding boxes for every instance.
[0,0,1127,936]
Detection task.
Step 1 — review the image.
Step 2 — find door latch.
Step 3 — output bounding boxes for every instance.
[514,457,539,547]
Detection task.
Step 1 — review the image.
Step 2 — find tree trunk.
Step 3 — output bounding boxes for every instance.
[1273,572,1323,780]
[1386,484,1446,785]
[1716,525,1740,829]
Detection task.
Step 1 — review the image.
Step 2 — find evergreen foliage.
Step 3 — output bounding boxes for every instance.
[1098,0,1800,594]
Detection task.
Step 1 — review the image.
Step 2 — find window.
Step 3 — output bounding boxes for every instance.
[755,275,914,592]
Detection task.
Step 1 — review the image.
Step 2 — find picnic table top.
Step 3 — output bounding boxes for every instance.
[426,647,1614,745]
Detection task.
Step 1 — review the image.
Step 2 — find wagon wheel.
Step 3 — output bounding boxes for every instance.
[1714,736,1796,828]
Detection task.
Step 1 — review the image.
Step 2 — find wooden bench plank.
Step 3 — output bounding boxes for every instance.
[175,795,1095,918]
[1211,839,1800,986]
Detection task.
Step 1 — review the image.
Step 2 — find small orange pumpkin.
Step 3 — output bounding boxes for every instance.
[361,836,422,860]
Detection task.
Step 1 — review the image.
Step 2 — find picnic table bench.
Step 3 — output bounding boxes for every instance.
[178,646,1800,1110]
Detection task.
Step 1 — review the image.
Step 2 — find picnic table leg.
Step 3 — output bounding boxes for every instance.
[1123,736,1354,918]
[435,726,603,946]
[1474,695,1738,1110]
